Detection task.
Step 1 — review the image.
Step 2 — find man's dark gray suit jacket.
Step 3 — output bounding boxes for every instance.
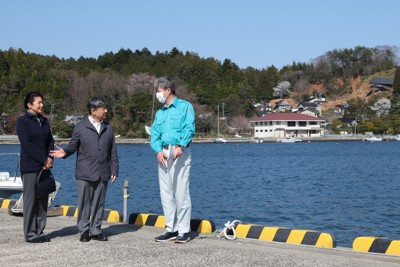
[64,117,119,182]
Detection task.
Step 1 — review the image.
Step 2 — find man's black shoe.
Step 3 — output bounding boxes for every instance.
[91,233,108,241]
[175,233,191,243]
[79,231,91,242]
[40,236,51,242]
[155,231,178,242]
[26,237,44,243]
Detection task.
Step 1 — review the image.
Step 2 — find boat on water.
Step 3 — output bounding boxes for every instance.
[214,137,228,143]
[214,104,228,143]
[0,153,23,198]
[365,135,382,142]
[277,135,302,143]
[395,135,400,141]
[0,153,61,215]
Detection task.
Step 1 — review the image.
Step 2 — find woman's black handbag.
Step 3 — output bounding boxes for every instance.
[35,169,56,199]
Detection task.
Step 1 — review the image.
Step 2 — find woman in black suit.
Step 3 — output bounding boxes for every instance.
[16,92,54,243]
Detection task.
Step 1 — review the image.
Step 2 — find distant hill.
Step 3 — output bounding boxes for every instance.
[272,68,396,113]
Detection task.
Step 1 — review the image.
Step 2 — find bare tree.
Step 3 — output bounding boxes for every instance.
[371,98,391,117]
[102,72,128,120]
[63,70,91,115]
[127,73,155,95]
[273,81,291,99]
[229,115,249,135]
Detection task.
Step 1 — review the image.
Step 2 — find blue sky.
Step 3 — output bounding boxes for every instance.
[1,0,399,69]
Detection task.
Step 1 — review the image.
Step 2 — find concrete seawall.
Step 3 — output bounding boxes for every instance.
[0,209,399,266]
[2,135,398,144]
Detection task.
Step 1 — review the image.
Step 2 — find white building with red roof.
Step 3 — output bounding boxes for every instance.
[249,113,325,138]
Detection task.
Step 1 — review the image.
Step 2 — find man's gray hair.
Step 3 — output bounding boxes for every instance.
[154,76,176,94]
[87,96,107,114]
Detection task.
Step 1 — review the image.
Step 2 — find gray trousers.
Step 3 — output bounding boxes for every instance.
[158,146,192,235]
[76,179,108,235]
[22,171,48,241]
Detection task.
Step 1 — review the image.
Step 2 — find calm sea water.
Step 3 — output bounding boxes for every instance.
[1,141,400,247]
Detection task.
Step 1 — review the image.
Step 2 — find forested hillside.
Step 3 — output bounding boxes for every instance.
[0,45,399,137]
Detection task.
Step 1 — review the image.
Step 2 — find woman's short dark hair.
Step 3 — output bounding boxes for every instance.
[87,96,107,114]
[24,92,43,109]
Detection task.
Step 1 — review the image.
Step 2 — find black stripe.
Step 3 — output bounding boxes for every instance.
[102,210,111,220]
[128,213,138,224]
[369,238,391,253]
[66,206,76,217]
[301,232,319,245]
[190,219,201,231]
[247,225,264,239]
[273,228,291,242]
[209,220,216,232]
[145,215,159,226]
[0,199,4,206]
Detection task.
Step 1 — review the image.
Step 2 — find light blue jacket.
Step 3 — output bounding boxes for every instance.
[150,97,195,154]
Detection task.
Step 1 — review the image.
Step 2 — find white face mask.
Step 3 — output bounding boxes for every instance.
[156,91,167,104]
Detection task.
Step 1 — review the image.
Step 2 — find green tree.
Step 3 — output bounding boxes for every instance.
[393,67,400,96]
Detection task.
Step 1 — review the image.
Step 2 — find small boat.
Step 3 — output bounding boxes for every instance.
[277,136,302,143]
[214,105,228,143]
[395,135,400,141]
[214,137,228,143]
[365,135,382,142]
[0,153,23,198]
[0,153,61,215]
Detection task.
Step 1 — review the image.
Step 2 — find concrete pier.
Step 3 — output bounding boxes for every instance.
[0,209,399,266]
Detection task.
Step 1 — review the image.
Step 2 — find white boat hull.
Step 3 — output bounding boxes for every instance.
[0,176,23,198]
[214,137,228,143]
[278,137,302,143]
[365,137,382,142]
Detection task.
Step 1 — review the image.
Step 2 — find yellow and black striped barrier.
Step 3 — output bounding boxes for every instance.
[61,205,121,223]
[235,224,336,248]
[0,198,17,209]
[353,237,400,255]
[128,213,216,234]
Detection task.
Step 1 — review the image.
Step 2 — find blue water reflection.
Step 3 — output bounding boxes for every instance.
[1,141,399,247]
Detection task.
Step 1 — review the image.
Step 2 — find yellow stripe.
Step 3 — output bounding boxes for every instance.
[287,230,307,245]
[61,205,69,216]
[386,240,400,255]
[106,210,120,222]
[236,224,253,238]
[1,199,11,209]
[134,213,149,226]
[353,236,376,252]
[154,216,165,228]
[73,208,78,217]
[196,220,213,234]
[316,233,334,248]
[259,227,279,241]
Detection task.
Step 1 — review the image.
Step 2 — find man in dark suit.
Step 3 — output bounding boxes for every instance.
[50,96,119,242]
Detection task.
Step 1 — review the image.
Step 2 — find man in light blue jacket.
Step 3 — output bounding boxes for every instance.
[150,76,195,243]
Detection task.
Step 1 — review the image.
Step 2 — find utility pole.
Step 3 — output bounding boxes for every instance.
[217,105,220,137]
[50,104,55,126]
[221,102,225,120]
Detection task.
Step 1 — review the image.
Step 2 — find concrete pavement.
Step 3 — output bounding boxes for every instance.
[0,209,399,266]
